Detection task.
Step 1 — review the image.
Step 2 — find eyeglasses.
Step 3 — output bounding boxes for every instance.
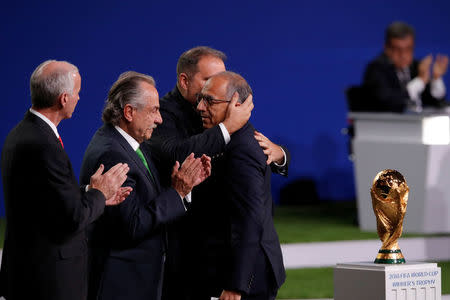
[196,93,231,106]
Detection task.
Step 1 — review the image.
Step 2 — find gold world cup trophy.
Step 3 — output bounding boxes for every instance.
[371,169,409,264]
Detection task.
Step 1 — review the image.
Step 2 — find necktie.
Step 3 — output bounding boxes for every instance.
[397,68,410,87]
[58,136,64,148]
[136,147,153,180]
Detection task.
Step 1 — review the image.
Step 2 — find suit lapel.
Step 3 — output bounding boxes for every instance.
[142,148,161,193]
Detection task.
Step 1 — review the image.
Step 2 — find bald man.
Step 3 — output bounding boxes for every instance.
[0,60,130,300]
[192,71,285,300]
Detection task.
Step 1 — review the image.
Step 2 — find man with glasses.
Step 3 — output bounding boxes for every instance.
[191,71,285,300]
[363,21,448,112]
[146,46,290,300]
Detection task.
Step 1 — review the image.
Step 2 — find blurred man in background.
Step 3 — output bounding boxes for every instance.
[362,21,448,112]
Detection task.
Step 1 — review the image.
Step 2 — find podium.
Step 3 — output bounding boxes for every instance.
[351,112,450,233]
[334,262,441,300]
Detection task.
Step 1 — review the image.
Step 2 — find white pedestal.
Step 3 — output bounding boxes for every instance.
[334,262,441,300]
[350,112,450,233]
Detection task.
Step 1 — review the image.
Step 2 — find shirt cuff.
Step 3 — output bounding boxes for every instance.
[406,77,426,102]
[85,185,90,192]
[273,147,287,167]
[219,122,231,145]
[180,192,191,211]
[185,192,191,203]
[430,77,446,99]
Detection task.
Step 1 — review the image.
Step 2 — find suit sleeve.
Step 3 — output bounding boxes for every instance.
[225,144,268,294]
[270,145,290,176]
[363,63,408,112]
[147,107,226,165]
[97,150,186,243]
[37,142,105,240]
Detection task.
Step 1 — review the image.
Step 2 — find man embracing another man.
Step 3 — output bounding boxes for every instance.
[190,71,285,300]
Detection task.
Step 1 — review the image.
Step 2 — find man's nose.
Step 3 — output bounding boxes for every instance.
[197,99,206,111]
[157,111,162,124]
[156,111,163,124]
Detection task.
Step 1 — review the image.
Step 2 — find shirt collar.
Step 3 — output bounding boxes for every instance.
[29,108,60,138]
[114,125,140,151]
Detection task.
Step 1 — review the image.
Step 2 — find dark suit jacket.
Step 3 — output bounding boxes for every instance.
[190,122,286,298]
[79,124,186,300]
[146,87,228,186]
[145,87,290,299]
[0,111,106,300]
[362,53,446,112]
[147,87,290,185]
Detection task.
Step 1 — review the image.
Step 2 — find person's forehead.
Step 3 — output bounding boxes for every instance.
[196,56,225,75]
[140,81,158,94]
[390,36,414,45]
[72,72,81,91]
[204,77,228,95]
[140,82,159,105]
[74,72,81,82]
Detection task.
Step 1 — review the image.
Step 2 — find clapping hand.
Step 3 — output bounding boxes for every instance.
[418,54,433,84]
[433,54,449,80]
[90,163,130,201]
[105,186,133,206]
[219,290,241,300]
[171,153,212,198]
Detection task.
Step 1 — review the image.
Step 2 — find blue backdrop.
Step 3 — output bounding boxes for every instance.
[2,0,450,215]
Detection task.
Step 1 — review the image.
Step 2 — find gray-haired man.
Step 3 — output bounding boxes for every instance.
[0,60,130,300]
[79,71,211,300]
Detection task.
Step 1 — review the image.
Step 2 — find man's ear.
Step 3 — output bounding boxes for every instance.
[123,104,134,122]
[58,93,68,109]
[179,73,189,91]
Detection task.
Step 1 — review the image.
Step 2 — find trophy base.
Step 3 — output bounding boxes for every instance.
[335,262,442,300]
[374,249,405,264]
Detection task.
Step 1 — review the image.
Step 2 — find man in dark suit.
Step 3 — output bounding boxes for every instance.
[191,71,285,300]
[0,60,131,300]
[362,21,448,112]
[148,46,289,185]
[79,71,211,300]
[146,46,290,300]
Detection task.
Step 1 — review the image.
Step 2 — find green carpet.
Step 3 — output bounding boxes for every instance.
[273,202,441,244]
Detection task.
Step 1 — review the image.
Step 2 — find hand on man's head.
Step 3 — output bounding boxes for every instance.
[222,94,253,135]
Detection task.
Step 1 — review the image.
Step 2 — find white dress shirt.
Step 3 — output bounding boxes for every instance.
[406,77,446,109]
